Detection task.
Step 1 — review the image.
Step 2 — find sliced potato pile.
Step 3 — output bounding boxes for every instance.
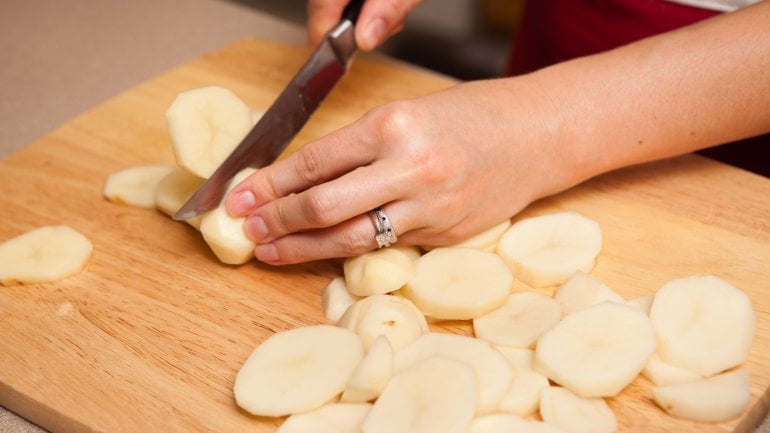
[231,210,755,432]
[0,225,93,286]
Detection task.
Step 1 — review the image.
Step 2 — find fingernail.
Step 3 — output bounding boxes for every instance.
[255,243,280,263]
[228,191,256,217]
[245,215,269,242]
[361,18,387,50]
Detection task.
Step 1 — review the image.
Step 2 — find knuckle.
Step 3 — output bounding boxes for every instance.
[301,189,339,227]
[294,147,325,185]
[371,101,420,142]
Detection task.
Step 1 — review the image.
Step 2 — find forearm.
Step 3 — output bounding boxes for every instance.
[525,0,770,185]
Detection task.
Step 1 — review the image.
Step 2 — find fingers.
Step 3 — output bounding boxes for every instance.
[242,158,409,244]
[253,201,413,264]
[225,122,379,217]
[307,0,424,52]
[307,0,350,48]
[354,0,422,51]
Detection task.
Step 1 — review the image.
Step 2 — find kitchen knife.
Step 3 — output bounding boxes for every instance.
[174,0,364,221]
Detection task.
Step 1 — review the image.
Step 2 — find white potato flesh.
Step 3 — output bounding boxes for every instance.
[0,225,92,286]
[337,294,429,352]
[402,247,513,320]
[553,271,624,316]
[344,246,421,296]
[104,165,174,208]
[321,276,363,323]
[496,212,602,288]
[166,86,253,178]
[394,332,513,414]
[362,356,477,433]
[277,403,372,433]
[341,336,394,403]
[652,368,750,423]
[473,291,561,348]
[535,302,656,397]
[539,386,617,433]
[234,325,364,417]
[649,275,755,377]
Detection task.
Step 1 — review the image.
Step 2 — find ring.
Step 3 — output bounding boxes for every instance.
[371,207,398,248]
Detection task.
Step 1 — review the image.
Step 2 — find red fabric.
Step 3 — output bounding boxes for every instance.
[505,1,769,178]
[506,0,720,76]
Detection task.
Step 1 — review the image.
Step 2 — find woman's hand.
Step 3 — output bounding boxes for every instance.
[307,0,423,51]
[225,78,576,265]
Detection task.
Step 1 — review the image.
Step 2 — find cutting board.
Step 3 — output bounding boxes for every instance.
[0,38,768,433]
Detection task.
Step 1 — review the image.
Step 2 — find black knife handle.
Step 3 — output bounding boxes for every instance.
[342,0,365,25]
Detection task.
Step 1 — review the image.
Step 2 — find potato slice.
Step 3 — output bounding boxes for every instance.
[321,276,363,323]
[0,225,92,286]
[496,212,602,288]
[498,368,549,417]
[104,165,174,208]
[233,325,364,417]
[395,332,513,414]
[652,368,750,423]
[539,386,617,433]
[649,275,755,376]
[553,271,624,316]
[166,86,253,178]
[340,335,393,403]
[343,246,420,296]
[277,402,372,433]
[199,168,256,265]
[642,353,703,386]
[401,247,513,320]
[362,356,477,433]
[473,291,561,348]
[338,294,428,351]
[154,167,205,228]
[495,346,534,370]
[535,302,655,397]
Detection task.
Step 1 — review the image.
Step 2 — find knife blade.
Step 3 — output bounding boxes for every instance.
[173,0,364,221]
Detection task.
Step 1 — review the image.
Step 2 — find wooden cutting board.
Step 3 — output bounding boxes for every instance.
[0,38,768,433]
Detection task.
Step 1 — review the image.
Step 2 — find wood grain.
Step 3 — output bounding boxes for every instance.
[0,38,768,433]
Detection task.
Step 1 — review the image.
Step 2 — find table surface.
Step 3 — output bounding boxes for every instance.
[2,2,770,433]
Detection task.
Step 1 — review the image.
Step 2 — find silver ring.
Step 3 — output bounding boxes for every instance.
[371,207,398,248]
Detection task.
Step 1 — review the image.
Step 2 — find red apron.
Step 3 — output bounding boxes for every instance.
[505,0,768,177]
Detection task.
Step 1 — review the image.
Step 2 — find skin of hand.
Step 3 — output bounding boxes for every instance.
[227,0,770,265]
[307,0,423,51]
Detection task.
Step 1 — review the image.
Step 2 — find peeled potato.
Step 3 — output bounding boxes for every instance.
[0,225,92,286]
[363,356,477,433]
[233,325,364,417]
[652,368,750,423]
[343,246,420,296]
[496,212,602,288]
[535,302,656,397]
[104,165,174,208]
[401,247,513,320]
[649,275,755,377]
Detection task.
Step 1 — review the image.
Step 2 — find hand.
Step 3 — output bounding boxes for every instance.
[225,78,577,265]
[307,0,423,51]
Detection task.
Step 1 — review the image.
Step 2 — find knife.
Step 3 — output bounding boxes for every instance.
[174,0,365,221]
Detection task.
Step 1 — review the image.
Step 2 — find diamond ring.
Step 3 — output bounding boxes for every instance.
[371,207,397,248]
